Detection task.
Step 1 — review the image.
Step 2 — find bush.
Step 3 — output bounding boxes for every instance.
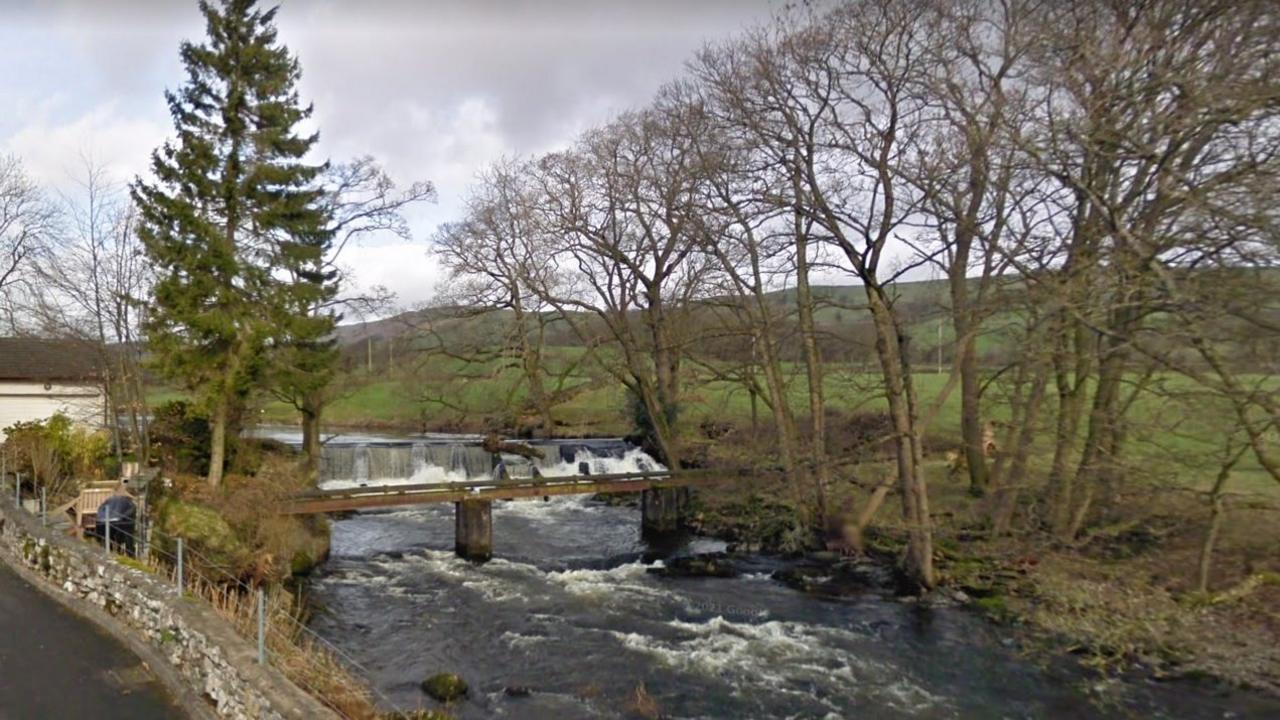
[154,457,329,584]
[154,498,253,576]
[2,413,111,503]
[228,437,296,476]
[148,400,213,475]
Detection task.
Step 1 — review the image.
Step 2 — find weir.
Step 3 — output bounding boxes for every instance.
[317,441,499,485]
[270,433,736,560]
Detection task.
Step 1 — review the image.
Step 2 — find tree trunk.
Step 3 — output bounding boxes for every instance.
[102,365,124,466]
[637,381,680,471]
[846,480,893,552]
[1046,313,1091,536]
[794,219,829,527]
[644,288,683,469]
[301,394,323,482]
[867,285,935,590]
[756,328,811,537]
[991,360,1050,535]
[207,396,228,487]
[1198,492,1226,594]
[1063,319,1129,539]
[513,291,554,438]
[956,330,987,496]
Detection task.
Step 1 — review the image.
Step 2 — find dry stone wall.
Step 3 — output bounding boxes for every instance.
[0,503,337,720]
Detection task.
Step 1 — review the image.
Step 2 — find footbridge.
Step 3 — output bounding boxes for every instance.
[284,469,747,561]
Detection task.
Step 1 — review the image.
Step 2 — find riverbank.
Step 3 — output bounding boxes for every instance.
[303,490,1280,719]
[686,471,1280,700]
[261,420,1280,705]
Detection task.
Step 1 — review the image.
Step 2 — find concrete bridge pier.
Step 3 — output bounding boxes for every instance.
[455,499,493,561]
[641,487,688,537]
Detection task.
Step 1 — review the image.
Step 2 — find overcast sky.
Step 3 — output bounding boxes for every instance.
[0,0,781,310]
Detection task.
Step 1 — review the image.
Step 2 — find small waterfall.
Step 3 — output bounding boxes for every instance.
[321,446,357,483]
[411,442,428,476]
[426,445,454,472]
[449,445,495,478]
[316,437,664,490]
[368,446,413,481]
[353,444,370,485]
[534,446,666,477]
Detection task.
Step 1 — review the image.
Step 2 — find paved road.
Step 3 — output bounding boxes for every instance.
[0,561,185,719]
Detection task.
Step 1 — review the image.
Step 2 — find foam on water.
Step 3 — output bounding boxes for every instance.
[545,559,671,603]
[534,446,666,477]
[317,443,665,491]
[609,615,947,715]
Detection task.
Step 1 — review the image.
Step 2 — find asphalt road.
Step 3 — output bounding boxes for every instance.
[0,560,186,719]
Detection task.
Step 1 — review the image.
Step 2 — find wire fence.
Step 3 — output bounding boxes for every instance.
[3,474,398,719]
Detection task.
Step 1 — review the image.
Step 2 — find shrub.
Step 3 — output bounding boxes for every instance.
[148,400,213,475]
[154,497,253,576]
[153,457,329,585]
[1,413,111,503]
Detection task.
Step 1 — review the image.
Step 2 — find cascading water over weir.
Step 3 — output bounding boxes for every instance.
[314,438,659,489]
[252,429,684,561]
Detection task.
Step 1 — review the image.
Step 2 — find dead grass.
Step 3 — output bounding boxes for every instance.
[188,574,380,718]
[1013,552,1280,692]
[692,441,1280,694]
[624,682,663,719]
[150,456,378,718]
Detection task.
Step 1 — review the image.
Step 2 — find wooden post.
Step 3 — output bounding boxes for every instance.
[641,487,687,537]
[454,499,493,561]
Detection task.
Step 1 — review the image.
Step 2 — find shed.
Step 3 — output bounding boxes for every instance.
[0,337,105,440]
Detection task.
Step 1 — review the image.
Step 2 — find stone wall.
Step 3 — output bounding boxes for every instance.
[0,503,338,720]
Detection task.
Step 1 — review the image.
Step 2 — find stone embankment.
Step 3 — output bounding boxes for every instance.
[0,502,336,720]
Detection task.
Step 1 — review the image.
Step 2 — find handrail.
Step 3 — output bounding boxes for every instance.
[293,467,754,500]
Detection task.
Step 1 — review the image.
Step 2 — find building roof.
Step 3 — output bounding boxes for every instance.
[0,337,102,382]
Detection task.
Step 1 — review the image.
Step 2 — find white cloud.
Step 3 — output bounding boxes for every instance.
[0,0,781,310]
[339,242,446,310]
[3,101,167,192]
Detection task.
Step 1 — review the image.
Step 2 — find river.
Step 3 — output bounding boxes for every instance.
[254,428,1276,719]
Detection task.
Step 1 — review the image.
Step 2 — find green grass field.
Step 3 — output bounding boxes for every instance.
[139,351,1273,497]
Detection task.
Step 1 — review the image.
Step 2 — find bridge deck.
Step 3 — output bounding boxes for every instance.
[283,469,749,514]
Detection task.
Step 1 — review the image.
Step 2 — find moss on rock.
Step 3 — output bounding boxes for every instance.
[155,498,250,571]
[421,672,469,702]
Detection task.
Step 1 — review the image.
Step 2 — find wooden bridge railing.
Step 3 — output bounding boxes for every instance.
[283,467,766,560]
[282,468,756,515]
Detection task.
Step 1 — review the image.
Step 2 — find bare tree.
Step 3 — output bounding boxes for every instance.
[1016,0,1280,536]
[912,0,1035,496]
[272,156,434,475]
[0,155,58,326]
[762,0,943,587]
[525,110,712,467]
[22,157,152,462]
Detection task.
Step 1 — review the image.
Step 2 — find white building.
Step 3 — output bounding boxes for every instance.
[0,337,105,441]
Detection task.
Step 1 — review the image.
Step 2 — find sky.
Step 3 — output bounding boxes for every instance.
[0,0,782,310]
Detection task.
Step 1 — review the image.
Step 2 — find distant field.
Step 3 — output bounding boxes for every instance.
[149,355,1277,497]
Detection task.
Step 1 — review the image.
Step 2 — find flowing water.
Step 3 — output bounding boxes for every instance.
[253,428,1276,719]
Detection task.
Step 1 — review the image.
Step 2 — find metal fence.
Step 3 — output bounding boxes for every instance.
[2,472,397,718]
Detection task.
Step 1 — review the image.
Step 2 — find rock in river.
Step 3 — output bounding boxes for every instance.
[421,672,469,702]
[648,553,740,579]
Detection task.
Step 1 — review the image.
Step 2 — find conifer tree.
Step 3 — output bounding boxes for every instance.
[133,0,334,486]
